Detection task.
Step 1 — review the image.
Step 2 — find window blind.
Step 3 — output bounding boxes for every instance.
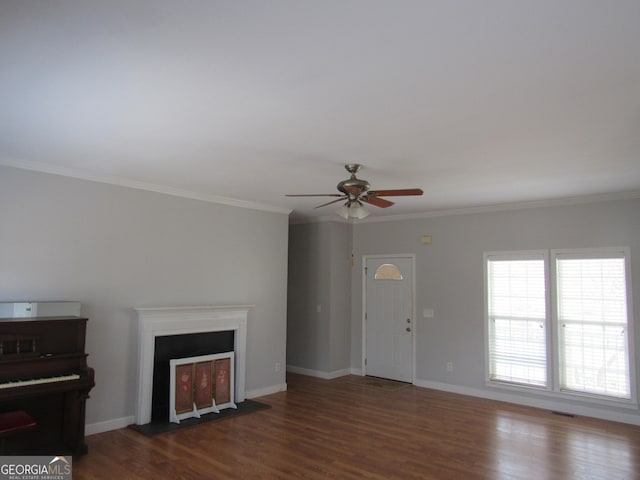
[487,256,547,387]
[556,256,630,398]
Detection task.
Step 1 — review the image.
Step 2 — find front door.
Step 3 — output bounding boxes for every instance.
[364,256,414,382]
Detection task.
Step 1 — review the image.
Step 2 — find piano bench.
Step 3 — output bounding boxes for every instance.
[0,410,37,453]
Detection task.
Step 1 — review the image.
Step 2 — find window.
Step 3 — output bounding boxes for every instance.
[555,252,631,398]
[374,263,403,280]
[486,252,548,388]
[485,248,634,404]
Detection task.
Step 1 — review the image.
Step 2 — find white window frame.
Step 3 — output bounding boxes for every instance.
[484,247,637,407]
[551,247,636,405]
[484,250,551,391]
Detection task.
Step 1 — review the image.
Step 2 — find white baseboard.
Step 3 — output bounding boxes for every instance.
[415,379,640,426]
[245,382,287,399]
[86,415,136,436]
[286,365,351,380]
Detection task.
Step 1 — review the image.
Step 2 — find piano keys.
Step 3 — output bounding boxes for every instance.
[0,373,81,390]
[0,316,95,455]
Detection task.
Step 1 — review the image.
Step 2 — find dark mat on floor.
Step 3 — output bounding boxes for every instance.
[345,376,411,392]
[128,399,270,436]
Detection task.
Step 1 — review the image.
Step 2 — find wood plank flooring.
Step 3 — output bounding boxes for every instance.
[74,373,640,479]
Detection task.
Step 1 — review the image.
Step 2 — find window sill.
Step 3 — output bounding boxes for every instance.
[486,380,638,410]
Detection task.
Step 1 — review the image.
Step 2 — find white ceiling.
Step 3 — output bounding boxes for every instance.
[1,1,639,222]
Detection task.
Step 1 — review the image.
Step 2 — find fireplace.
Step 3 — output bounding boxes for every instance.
[134,305,251,425]
[153,331,234,421]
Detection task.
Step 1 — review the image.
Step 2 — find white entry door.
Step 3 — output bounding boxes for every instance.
[364,256,414,383]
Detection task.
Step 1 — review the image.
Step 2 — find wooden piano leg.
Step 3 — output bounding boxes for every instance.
[62,388,91,456]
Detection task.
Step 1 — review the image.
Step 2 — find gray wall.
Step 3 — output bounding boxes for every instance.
[328,221,351,373]
[288,197,640,423]
[287,221,351,376]
[351,198,640,422]
[287,223,330,372]
[0,165,289,430]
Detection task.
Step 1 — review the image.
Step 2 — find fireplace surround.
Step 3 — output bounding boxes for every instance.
[135,305,251,425]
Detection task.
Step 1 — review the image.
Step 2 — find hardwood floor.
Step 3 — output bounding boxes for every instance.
[74,373,640,479]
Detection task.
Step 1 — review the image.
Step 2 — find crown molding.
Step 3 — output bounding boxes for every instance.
[0,158,292,215]
[357,190,640,224]
[289,190,640,225]
[6,158,637,223]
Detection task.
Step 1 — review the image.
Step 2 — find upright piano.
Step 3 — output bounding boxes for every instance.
[0,316,95,455]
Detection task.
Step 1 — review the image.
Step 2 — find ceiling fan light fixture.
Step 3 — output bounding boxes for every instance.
[350,202,370,219]
[336,202,369,220]
[336,205,350,219]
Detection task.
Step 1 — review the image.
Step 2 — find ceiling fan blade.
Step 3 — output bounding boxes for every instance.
[315,198,346,209]
[363,196,394,208]
[286,194,344,197]
[369,188,424,197]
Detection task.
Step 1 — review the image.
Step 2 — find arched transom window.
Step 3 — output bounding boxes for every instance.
[374,263,403,280]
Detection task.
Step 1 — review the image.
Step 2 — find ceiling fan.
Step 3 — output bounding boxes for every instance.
[286,164,423,219]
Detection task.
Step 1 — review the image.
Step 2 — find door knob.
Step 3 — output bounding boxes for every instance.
[406,327,411,332]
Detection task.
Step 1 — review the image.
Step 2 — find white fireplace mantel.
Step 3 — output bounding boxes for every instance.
[134,305,252,425]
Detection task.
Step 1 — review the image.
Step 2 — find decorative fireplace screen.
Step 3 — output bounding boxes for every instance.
[169,351,236,423]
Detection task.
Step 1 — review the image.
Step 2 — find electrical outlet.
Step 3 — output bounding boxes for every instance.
[447,362,453,372]
[275,362,281,372]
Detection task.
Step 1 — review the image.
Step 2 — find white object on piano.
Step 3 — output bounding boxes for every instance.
[0,302,81,319]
